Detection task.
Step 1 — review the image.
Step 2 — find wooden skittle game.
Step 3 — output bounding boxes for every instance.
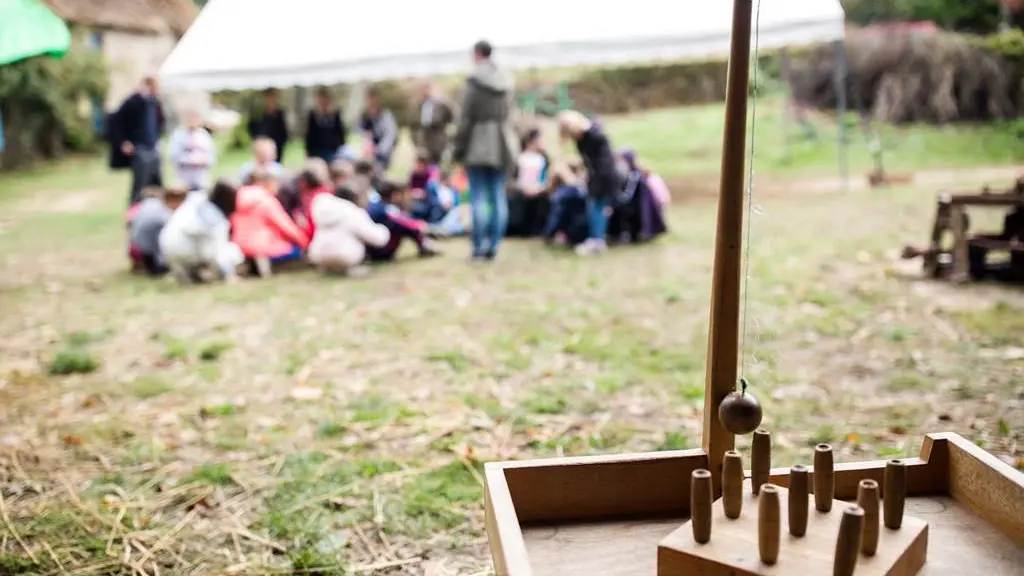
[483,1,1024,575]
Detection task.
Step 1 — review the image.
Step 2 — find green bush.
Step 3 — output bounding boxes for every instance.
[0,50,108,169]
[0,49,108,168]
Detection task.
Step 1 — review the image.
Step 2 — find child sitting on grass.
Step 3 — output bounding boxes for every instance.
[239,138,286,184]
[159,180,245,284]
[365,181,441,262]
[541,162,589,248]
[128,186,187,275]
[422,171,469,238]
[231,168,310,278]
[308,185,391,277]
[353,160,382,204]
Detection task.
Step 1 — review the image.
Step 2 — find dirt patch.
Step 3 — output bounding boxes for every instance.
[663,165,1023,202]
[12,188,107,214]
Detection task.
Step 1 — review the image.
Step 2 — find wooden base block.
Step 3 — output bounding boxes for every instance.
[657,484,928,576]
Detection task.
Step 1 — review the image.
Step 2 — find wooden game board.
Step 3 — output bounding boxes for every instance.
[483,2,1024,575]
[657,482,928,575]
[484,433,1024,576]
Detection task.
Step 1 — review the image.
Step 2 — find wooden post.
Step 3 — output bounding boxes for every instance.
[702,0,754,493]
[949,204,970,284]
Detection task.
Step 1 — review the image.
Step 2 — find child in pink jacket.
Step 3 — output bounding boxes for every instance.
[230,168,310,277]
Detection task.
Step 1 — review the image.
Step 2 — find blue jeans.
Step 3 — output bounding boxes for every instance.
[271,245,303,263]
[466,167,508,256]
[586,196,609,241]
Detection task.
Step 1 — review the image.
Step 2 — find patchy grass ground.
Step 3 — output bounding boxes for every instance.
[0,102,1022,575]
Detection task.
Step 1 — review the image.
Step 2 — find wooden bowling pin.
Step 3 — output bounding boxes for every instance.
[884,459,907,529]
[691,469,713,544]
[722,451,743,519]
[814,444,835,512]
[857,479,880,555]
[833,506,865,576]
[751,429,771,495]
[788,465,810,537]
[758,484,781,564]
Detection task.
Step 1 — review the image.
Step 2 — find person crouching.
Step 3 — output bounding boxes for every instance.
[158,180,245,284]
[128,185,188,276]
[364,181,441,262]
[308,186,391,277]
[231,168,310,277]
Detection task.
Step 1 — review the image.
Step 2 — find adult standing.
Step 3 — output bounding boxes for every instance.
[305,88,347,164]
[109,77,165,206]
[556,110,623,256]
[452,40,519,262]
[359,88,399,172]
[412,81,454,166]
[247,88,289,163]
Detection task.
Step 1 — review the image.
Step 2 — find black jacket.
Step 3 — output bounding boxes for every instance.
[248,108,289,159]
[305,109,346,156]
[576,125,622,200]
[108,93,165,170]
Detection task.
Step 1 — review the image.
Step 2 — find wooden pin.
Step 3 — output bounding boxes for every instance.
[834,506,865,576]
[813,444,835,512]
[788,465,809,537]
[690,469,713,544]
[751,429,771,495]
[857,479,880,555]
[758,484,781,564]
[884,459,907,530]
[722,451,743,519]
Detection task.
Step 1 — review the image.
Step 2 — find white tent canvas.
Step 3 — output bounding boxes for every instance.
[160,0,845,91]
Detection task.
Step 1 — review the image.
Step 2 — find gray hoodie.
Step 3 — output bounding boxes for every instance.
[452,61,519,171]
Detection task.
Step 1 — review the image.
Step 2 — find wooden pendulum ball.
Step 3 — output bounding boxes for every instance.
[722,451,744,519]
[751,429,771,495]
[884,459,907,530]
[834,506,865,576]
[857,479,881,555]
[814,443,835,512]
[718,378,763,435]
[758,484,781,565]
[690,469,713,544]
[788,465,810,537]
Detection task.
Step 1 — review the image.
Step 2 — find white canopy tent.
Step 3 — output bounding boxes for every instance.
[159,0,845,91]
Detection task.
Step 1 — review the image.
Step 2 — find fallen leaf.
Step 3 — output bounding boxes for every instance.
[888,425,908,435]
[289,386,324,401]
[61,434,85,446]
[845,433,861,445]
[937,413,952,422]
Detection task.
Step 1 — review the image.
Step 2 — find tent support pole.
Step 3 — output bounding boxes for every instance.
[834,39,849,192]
[702,0,752,493]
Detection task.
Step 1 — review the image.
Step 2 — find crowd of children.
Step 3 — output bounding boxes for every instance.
[125,109,672,285]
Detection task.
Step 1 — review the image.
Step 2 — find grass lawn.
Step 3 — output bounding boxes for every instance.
[0,102,1022,575]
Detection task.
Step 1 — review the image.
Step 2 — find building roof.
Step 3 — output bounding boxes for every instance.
[42,0,198,36]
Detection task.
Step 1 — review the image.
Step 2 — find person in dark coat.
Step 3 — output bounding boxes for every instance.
[109,77,165,206]
[247,89,289,163]
[412,81,454,165]
[305,88,347,164]
[557,110,623,255]
[360,88,399,172]
[452,40,520,262]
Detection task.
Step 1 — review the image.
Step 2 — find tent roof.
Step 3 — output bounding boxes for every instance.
[160,0,845,92]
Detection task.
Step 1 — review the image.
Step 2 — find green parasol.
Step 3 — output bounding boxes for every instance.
[0,0,71,66]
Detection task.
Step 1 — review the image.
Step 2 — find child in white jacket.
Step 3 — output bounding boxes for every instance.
[159,181,244,284]
[307,186,390,276]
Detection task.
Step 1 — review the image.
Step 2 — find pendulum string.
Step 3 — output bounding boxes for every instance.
[738,0,763,390]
